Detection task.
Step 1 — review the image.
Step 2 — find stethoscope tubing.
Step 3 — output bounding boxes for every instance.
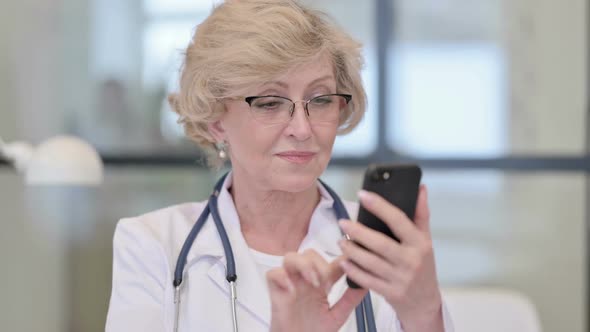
[173,173,376,332]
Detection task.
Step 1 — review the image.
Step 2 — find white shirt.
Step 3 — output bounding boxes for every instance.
[249,248,283,282]
[105,174,454,331]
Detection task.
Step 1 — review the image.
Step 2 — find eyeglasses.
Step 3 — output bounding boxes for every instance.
[244,94,352,125]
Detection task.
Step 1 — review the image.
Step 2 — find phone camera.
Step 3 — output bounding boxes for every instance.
[382,172,390,180]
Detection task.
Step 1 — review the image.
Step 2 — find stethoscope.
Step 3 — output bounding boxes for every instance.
[173,173,377,332]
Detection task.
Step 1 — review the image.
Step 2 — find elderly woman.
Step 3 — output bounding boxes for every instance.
[106,1,453,331]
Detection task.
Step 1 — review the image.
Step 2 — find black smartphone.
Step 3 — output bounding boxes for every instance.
[346,163,422,289]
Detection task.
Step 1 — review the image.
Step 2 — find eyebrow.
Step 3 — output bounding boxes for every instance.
[263,74,335,89]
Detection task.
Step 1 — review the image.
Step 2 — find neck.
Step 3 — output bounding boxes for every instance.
[230,171,320,256]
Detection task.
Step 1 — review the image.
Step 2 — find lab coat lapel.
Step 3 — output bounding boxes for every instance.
[299,181,347,259]
[215,177,272,325]
[186,174,271,325]
[184,212,225,262]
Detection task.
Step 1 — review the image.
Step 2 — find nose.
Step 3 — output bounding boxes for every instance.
[283,102,312,141]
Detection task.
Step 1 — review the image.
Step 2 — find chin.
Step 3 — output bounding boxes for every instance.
[270,169,322,193]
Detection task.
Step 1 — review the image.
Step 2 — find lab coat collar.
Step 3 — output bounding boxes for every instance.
[184,172,346,325]
[300,179,346,257]
[185,173,344,261]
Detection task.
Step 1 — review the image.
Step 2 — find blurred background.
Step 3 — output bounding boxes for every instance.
[0,0,587,331]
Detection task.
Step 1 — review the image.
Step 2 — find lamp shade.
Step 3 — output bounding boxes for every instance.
[23,136,103,185]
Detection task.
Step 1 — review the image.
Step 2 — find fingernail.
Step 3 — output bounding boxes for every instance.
[358,190,373,206]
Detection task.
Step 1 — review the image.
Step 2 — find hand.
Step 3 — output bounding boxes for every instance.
[267,249,367,332]
[338,185,444,332]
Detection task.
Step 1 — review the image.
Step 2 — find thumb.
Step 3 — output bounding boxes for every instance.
[267,268,295,304]
[329,287,368,327]
[413,184,431,234]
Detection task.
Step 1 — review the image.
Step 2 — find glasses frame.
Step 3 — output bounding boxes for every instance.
[243,93,352,124]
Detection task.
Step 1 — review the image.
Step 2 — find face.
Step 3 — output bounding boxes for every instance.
[210,56,341,193]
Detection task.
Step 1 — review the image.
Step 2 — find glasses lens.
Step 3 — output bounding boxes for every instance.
[249,96,292,124]
[307,95,347,123]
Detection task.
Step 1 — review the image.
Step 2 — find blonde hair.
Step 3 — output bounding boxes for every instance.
[168,0,367,167]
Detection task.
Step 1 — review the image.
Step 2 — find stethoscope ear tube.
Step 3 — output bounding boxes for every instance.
[363,293,377,332]
[173,203,211,287]
[173,174,231,287]
[208,188,238,282]
[172,203,210,332]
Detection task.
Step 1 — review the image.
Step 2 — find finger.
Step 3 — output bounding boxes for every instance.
[338,238,400,281]
[283,252,321,288]
[339,219,407,265]
[339,259,394,298]
[325,256,346,286]
[358,190,421,244]
[302,249,342,293]
[414,184,431,234]
[329,287,368,327]
[266,268,295,297]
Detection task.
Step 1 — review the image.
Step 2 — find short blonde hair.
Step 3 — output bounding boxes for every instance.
[169,0,366,167]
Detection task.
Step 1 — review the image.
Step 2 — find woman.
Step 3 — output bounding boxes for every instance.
[106,1,453,331]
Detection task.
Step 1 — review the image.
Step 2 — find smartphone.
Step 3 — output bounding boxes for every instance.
[346,163,422,288]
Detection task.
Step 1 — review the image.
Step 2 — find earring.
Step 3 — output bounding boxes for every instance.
[217,141,228,159]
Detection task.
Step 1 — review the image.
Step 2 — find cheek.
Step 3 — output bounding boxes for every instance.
[313,124,339,150]
[228,121,281,160]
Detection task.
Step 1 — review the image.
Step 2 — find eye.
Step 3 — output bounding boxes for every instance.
[259,102,281,109]
[310,95,334,105]
[251,97,287,110]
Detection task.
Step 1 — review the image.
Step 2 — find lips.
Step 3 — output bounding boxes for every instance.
[275,151,317,164]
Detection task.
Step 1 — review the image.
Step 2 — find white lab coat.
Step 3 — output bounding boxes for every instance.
[106,175,454,331]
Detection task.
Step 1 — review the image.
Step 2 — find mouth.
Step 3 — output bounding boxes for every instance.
[275,151,317,164]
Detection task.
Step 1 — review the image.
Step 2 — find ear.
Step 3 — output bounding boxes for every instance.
[207,120,226,143]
